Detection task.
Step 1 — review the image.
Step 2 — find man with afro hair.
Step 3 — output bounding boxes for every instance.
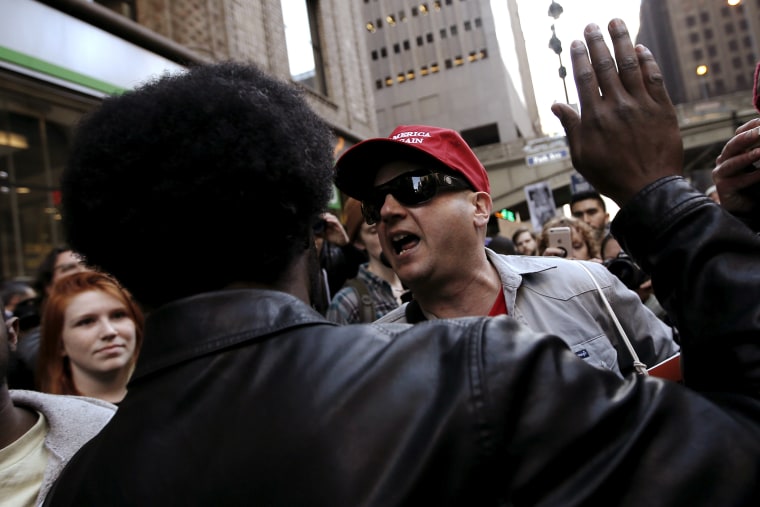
[45,46,760,506]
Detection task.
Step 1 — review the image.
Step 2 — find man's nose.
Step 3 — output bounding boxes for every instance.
[380,193,405,221]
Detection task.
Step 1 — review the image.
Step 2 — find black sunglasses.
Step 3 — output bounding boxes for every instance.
[361,171,471,225]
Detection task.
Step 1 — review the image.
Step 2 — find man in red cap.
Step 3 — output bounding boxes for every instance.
[335,124,679,377]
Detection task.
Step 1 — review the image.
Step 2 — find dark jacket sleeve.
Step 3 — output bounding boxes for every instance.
[611,175,760,395]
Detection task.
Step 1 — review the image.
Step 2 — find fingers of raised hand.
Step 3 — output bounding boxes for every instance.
[717,126,760,165]
[607,19,642,99]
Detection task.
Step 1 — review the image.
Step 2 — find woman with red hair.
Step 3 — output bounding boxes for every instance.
[37,271,143,403]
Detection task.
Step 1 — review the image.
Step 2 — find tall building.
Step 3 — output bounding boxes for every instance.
[0,0,376,279]
[637,0,759,104]
[359,0,540,147]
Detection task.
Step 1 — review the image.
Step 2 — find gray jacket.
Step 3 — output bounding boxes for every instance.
[378,249,679,376]
[9,390,115,506]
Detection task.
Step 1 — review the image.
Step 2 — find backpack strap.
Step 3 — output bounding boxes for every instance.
[344,278,375,323]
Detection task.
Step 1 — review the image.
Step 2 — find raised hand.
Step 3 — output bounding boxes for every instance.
[713,117,760,215]
[551,19,683,206]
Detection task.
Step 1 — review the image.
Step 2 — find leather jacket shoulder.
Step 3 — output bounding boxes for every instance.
[46,284,760,506]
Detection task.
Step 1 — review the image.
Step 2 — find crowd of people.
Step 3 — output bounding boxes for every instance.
[1,16,759,506]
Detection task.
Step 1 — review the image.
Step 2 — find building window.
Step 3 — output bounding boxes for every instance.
[454,55,464,66]
[420,3,429,14]
[417,36,424,46]
[431,62,440,73]
[445,59,453,69]
[474,17,482,28]
[738,74,748,88]
[744,35,753,49]
[371,50,378,60]
[468,51,477,62]
[421,66,429,76]
[725,23,735,34]
[399,10,407,22]
[440,28,447,39]
[386,15,397,26]
[381,47,387,57]
[385,76,394,87]
[733,56,742,68]
[739,19,749,31]
[412,6,418,16]
[407,70,415,80]
[715,79,726,94]
[366,22,376,33]
[689,32,699,44]
[704,28,713,40]
[397,73,406,83]
[749,54,758,65]
[686,16,696,28]
[375,79,383,90]
[480,48,488,59]
[403,40,410,50]
[426,32,434,43]
[393,43,400,54]
[464,21,472,31]
[699,12,710,24]
[450,25,458,36]
[707,45,717,57]
[282,0,328,95]
[94,0,137,20]
[728,39,738,51]
[712,62,721,74]
[693,48,704,60]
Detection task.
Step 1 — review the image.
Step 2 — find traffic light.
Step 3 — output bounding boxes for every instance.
[495,208,516,221]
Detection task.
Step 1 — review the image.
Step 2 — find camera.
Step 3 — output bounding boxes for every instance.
[603,252,649,291]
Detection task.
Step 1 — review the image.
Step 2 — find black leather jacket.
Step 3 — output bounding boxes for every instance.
[46,177,760,506]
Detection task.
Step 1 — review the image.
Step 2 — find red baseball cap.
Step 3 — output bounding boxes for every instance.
[334,125,490,200]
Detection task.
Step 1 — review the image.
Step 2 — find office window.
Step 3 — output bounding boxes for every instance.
[386,15,397,27]
[451,25,458,36]
[420,3,429,14]
[467,51,477,62]
[725,23,735,34]
[733,56,742,68]
[749,54,758,65]
[464,21,472,31]
[407,70,415,80]
[433,1,441,10]
[375,79,383,90]
[480,48,488,59]
[371,50,378,60]
[704,28,713,40]
[412,6,418,16]
[475,17,482,28]
[397,73,406,83]
[376,18,383,28]
[743,35,753,48]
[454,55,464,66]
[689,32,699,44]
[739,19,749,31]
[707,45,717,57]
[699,12,709,23]
[417,36,424,46]
[399,10,407,22]
[431,62,440,73]
[712,62,721,74]
[440,28,447,39]
[385,76,394,87]
[282,0,327,95]
[393,43,400,54]
[693,48,704,60]
[445,59,453,69]
[728,39,738,51]
[715,79,726,94]
[421,66,429,76]
[403,40,410,50]
[381,47,387,57]
[426,32,434,42]
[366,22,376,33]
[685,16,696,28]
[738,74,748,88]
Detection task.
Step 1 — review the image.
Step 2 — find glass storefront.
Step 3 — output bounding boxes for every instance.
[0,70,99,280]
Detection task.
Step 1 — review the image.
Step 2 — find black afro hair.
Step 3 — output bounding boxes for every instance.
[62,62,335,308]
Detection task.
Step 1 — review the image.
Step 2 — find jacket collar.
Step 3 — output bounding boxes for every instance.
[133,289,330,380]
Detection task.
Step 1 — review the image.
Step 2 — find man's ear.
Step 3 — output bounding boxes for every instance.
[5,316,19,351]
[352,238,367,252]
[473,191,493,228]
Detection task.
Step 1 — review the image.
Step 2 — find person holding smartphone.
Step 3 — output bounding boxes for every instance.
[538,216,601,261]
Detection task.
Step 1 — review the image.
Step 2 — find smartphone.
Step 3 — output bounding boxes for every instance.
[547,226,572,257]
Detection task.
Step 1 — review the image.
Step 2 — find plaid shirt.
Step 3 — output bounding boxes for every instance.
[325,264,400,324]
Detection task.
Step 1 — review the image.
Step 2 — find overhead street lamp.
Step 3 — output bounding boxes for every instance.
[547,1,569,104]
